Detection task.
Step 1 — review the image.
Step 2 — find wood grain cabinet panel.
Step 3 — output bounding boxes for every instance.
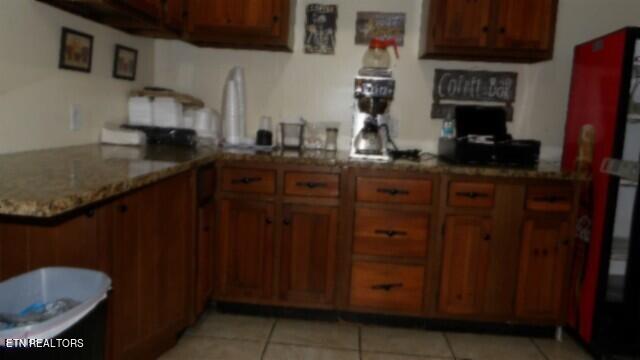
[525,186,573,212]
[221,168,276,195]
[430,0,493,49]
[438,216,492,316]
[284,172,340,198]
[422,0,558,62]
[350,261,425,313]
[448,182,495,208]
[279,204,338,305]
[515,218,570,321]
[495,0,557,51]
[356,177,432,205]
[353,208,429,258]
[215,199,275,299]
[185,0,292,50]
[123,0,162,19]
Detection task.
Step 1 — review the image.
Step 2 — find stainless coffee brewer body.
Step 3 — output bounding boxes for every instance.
[350,71,395,161]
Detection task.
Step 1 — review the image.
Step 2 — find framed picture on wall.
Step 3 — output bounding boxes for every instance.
[59,27,93,73]
[113,45,138,81]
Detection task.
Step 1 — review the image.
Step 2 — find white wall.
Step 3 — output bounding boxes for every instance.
[0,0,155,154]
[154,0,640,160]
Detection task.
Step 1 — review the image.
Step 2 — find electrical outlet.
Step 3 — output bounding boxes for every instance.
[69,104,81,131]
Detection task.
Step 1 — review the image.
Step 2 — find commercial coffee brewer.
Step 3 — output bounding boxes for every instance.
[350,69,396,161]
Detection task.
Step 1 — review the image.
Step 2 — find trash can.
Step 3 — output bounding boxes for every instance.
[0,267,111,360]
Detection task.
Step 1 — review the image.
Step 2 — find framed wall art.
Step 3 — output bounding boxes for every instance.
[59,27,93,73]
[113,45,138,81]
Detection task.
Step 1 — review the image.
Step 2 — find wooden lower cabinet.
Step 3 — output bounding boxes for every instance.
[350,261,425,313]
[214,199,275,300]
[515,217,571,322]
[195,199,215,315]
[112,172,194,359]
[279,204,338,305]
[438,215,492,316]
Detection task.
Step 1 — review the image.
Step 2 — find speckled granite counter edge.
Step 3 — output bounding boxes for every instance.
[0,149,586,219]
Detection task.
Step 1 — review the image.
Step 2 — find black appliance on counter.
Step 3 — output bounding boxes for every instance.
[122,125,197,147]
[438,106,540,167]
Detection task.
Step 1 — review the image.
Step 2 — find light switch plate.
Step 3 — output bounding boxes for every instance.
[69,104,81,131]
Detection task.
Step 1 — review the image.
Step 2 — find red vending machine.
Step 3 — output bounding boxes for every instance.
[563,27,640,358]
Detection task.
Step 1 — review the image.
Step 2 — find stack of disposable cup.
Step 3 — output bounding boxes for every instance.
[222,67,247,145]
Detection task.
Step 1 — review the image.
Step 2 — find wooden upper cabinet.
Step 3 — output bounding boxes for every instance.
[515,217,571,322]
[430,0,493,49]
[215,199,275,300]
[422,0,558,62]
[123,0,162,19]
[438,216,492,316]
[185,0,292,50]
[495,0,557,51]
[164,0,185,30]
[279,204,338,306]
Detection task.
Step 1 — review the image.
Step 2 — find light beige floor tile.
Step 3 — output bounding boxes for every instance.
[362,352,453,360]
[447,333,546,360]
[187,312,275,341]
[263,343,359,360]
[361,326,453,358]
[158,336,264,360]
[270,319,359,350]
[533,337,593,360]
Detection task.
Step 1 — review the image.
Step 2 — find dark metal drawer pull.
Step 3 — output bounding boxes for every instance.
[374,230,408,238]
[232,177,262,185]
[533,196,566,203]
[296,181,327,189]
[377,188,409,196]
[456,191,489,199]
[371,283,403,291]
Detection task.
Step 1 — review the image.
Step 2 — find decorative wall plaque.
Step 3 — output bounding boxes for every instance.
[304,4,337,55]
[432,69,518,121]
[355,12,406,46]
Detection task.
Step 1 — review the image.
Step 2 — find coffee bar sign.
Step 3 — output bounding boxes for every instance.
[431,69,518,120]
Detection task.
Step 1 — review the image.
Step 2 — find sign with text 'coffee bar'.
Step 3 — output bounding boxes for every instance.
[431,69,518,120]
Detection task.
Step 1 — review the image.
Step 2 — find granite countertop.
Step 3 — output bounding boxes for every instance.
[0,144,582,218]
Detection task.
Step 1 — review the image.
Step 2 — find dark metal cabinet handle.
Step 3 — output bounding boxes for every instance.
[232,177,262,185]
[85,209,96,218]
[456,191,489,199]
[283,219,291,226]
[374,230,408,238]
[483,233,491,241]
[371,283,403,291]
[482,25,489,33]
[202,225,211,232]
[118,204,128,213]
[296,181,327,189]
[265,218,273,225]
[499,27,506,34]
[273,15,279,23]
[377,188,409,196]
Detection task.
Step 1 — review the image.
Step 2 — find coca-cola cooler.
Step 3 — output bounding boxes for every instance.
[563,27,640,358]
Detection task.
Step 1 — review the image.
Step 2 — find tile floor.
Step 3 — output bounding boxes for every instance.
[159,310,594,360]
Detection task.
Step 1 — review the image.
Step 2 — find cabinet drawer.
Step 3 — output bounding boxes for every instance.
[356,177,432,205]
[284,172,340,198]
[350,261,424,313]
[526,186,573,212]
[221,168,276,194]
[353,208,429,257]
[448,182,495,208]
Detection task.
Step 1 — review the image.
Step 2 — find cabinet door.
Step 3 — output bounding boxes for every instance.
[215,199,275,299]
[123,0,162,19]
[438,216,492,315]
[495,0,557,51]
[112,186,158,358]
[165,0,185,30]
[515,218,570,321]
[187,0,284,37]
[430,0,493,49]
[195,200,215,315]
[279,204,338,305]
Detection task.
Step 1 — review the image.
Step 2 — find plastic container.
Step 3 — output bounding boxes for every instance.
[0,267,111,359]
[362,38,399,69]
